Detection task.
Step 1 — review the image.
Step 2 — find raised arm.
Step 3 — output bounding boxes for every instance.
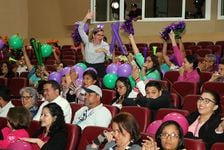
[52,48,61,64]
[162,40,172,67]
[128,34,140,55]
[22,47,33,71]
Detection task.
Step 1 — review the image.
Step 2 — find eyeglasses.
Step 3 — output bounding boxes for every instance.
[160,133,179,139]
[197,97,216,104]
[21,96,32,100]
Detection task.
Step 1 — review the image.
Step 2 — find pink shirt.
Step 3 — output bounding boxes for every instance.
[178,70,200,82]
[188,117,205,137]
[0,127,29,148]
[173,46,184,67]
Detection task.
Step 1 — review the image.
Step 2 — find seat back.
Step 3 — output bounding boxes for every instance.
[202,82,224,98]
[184,138,206,150]
[120,106,151,132]
[197,41,214,48]
[11,99,22,106]
[104,104,119,118]
[163,71,179,87]
[70,103,83,121]
[211,142,224,150]
[8,77,27,98]
[102,89,116,105]
[171,81,199,104]
[195,48,212,57]
[182,95,200,113]
[0,117,7,129]
[0,78,8,86]
[77,126,109,150]
[27,120,40,136]
[171,93,180,108]
[66,124,81,150]
[155,108,189,120]
[200,72,212,85]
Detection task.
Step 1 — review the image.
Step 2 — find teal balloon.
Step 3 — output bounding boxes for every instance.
[9,35,23,50]
[41,44,52,58]
[103,73,118,89]
[128,75,136,88]
[76,63,87,70]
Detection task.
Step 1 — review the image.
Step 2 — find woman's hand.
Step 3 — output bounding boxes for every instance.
[209,71,222,82]
[142,136,158,150]
[216,118,224,133]
[132,66,140,80]
[84,10,94,20]
[168,30,175,40]
[20,137,45,148]
[95,48,107,53]
[178,66,185,75]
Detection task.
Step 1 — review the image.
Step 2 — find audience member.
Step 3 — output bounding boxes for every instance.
[186,91,224,149]
[128,34,162,80]
[0,106,31,148]
[209,58,224,82]
[21,103,68,150]
[19,87,39,118]
[142,120,185,150]
[78,10,111,78]
[0,86,14,117]
[0,61,15,78]
[33,80,72,123]
[72,85,112,130]
[198,54,216,72]
[87,112,141,150]
[61,69,98,103]
[16,56,28,75]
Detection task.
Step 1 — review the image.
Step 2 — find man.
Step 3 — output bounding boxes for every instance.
[72,85,112,130]
[33,80,72,123]
[209,58,224,82]
[198,54,216,72]
[127,3,142,21]
[0,86,14,117]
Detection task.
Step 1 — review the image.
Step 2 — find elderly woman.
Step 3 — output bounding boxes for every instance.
[19,87,39,117]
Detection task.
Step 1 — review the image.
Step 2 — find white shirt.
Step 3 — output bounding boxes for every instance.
[0,101,15,117]
[72,103,112,130]
[33,96,72,123]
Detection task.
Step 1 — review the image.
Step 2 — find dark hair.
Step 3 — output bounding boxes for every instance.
[112,112,140,143]
[202,91,221,114]
[115,77,132,99]
[83,69,98,81]
[145,80,163,91]
[185,55,198,69]
[43,103,67,137]
[44,80,61,94]
[37,80,47,95]
[89,28,104,41]
[155,120,185,150]
[0,61,14,78]
[220,58,224,65]
[0,85,11,102]
[146,55,163,79]
[7,106,32,129]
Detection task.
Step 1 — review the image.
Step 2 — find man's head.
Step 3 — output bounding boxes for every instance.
[83,85,102,109]
[43,80,60,102]
[0,85,11,107]
[218,58,224,76]
[203,54,216,69]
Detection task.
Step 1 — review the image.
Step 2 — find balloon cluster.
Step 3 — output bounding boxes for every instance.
[30,38,52,66]
[110,22,127,55]
[71,22,89,44]
[146,112,189,138]
[103,63,132,89]
[9,34,24,50]
[48,63,97,86]
[120,18,134,35]
[160,21,186,41]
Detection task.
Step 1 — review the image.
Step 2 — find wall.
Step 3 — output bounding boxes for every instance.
[0,0,223,45]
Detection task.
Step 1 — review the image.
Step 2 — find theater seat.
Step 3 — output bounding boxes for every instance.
[0,117,7,129]
[102,89,116,105]
[27,120,40,136]
[70,103,83,121]
[8,77,28,98]
[155,108,189,120]
[104,104,119,118]
[182,95,200,113]
[211,142,224,150]
[77,126,110,150]
[184,138,206,150]
[120,106,151,132]
[66,124,81,150]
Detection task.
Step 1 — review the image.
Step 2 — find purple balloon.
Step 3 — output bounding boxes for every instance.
[86,67,97,74]
[60,67,71,76]
[75,78,83,87]
[48,72,62,84]
[7,140,33,150]
[72,65,85,79]
[0,39,4,49]
[117,63,132,77]
[106,63,118,74]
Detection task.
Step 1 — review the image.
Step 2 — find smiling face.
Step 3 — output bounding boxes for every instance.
[40,107,54,130]
[145,86,162,99]
[93,31,104,44]
[21,91,34,109]
[82,74,96,88]
[144,56,154,70]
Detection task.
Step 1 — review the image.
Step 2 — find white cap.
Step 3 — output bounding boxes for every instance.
[84,85,102,97]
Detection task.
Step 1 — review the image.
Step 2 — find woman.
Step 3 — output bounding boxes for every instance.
[142,120,185,150]
[128,34,162,80]
[0,106,31,148]
[78,10,111,78]
[19,87,39,117]
[135,80,172,111]
[61,69,98,103]
[186,91,224,149]
[0,61,15,78]
[21,103,68,150]
[87,112,141,150]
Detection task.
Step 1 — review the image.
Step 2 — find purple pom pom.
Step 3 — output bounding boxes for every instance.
[71,22,89,44]
[120,18,134,35]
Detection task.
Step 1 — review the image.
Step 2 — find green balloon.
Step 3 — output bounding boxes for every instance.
[76,63,87,70]
[103,73,118,89]
[128,75,136,88]
[9,35,23,50]
[41,44,52,58]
